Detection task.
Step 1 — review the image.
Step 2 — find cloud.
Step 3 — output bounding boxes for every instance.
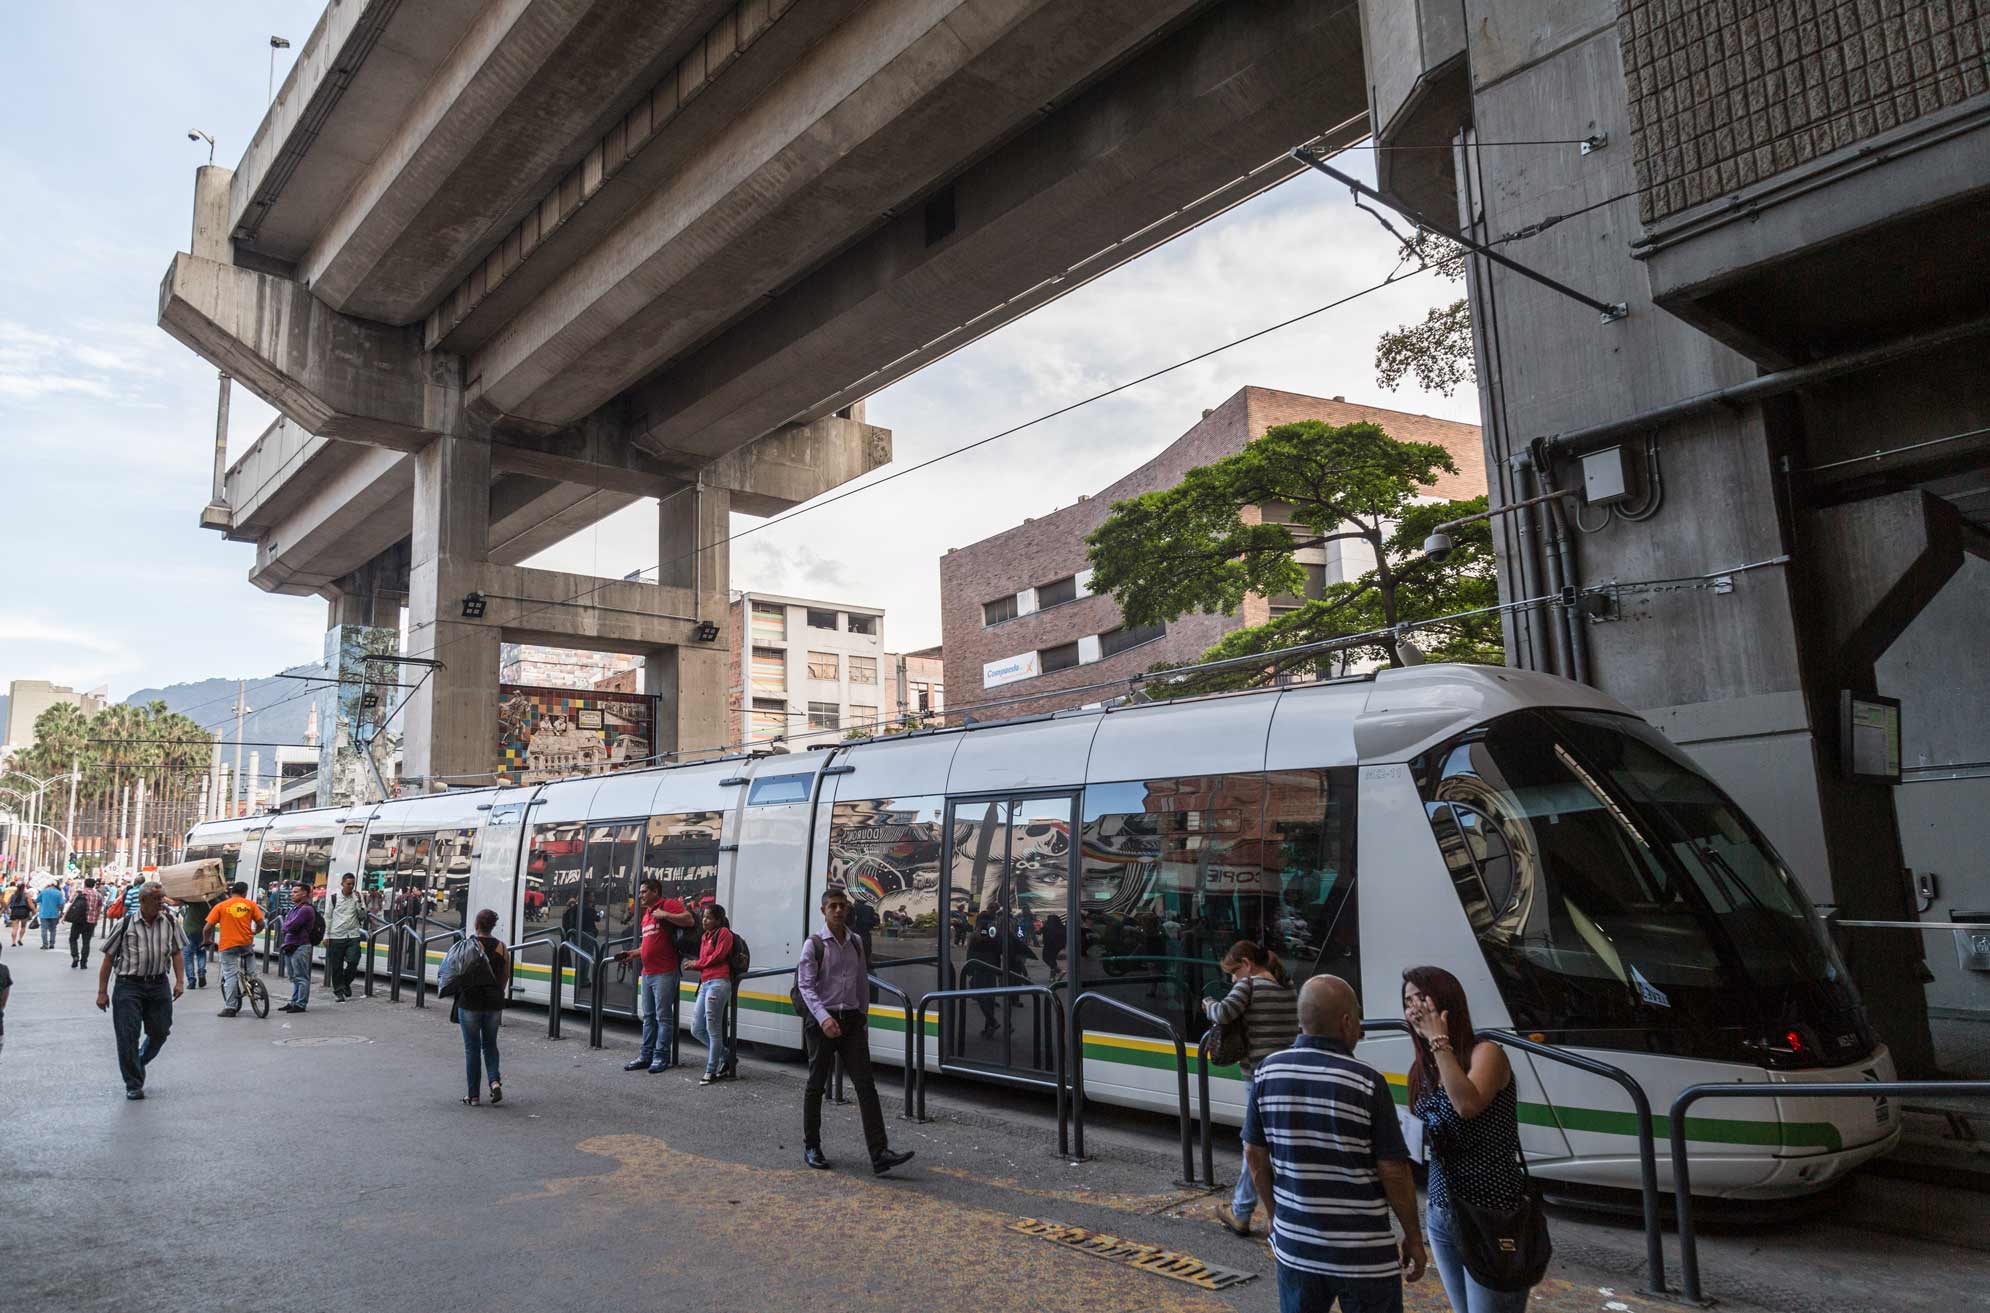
[0,614,142,692]
[0,318,163,407]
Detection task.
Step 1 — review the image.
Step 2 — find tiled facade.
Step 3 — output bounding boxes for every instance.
[1624,0,1990,222]
[938,387,1484,720]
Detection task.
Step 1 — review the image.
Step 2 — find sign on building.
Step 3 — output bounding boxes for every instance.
[497,684,654,784]
[982,651,1041,689]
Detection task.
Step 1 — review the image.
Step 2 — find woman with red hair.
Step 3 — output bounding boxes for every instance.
[1403,965,1531,1312]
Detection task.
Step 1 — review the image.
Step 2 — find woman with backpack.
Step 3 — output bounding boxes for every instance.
[1405,964,1539,1312]
[688,902,736,1085]
[1207,939,1298,1238]
[451,908,511,1107]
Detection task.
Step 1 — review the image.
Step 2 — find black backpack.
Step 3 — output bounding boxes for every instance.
[65,892,91,925]
[307,906,327,946]
[672,921,701,961]
[728,931,751,978]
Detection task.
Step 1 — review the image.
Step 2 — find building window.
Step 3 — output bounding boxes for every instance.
[807,609,839,631]
[751,647,786,695]
[750,699,787,741]
[1099,620,1166,658]
[807,651,839,681]
[750,603,786,645]
[849,704,878,732]
[1036,575,1077,608]
[849,655,877,684]
[847,614,877,636]
[1040,641,1081,673]
[1271,563,1329,608]
[983,595,1017,626]
[911,682,931,713]
[807,701,840,731]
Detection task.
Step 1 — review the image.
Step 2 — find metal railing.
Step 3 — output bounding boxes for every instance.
[723,965,799,1082]
[408,923,465,1009]
[1669,1079,1990,1305]
[1070,990,1201,1185]
[863,974,918,1117]
[546,940,606,1046]
[958,959,1058,1068]
[913,984,1067,1155]
[501,935,559,1029]
[359,914,408,998]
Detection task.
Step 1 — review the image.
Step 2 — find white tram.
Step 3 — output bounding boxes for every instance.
[180,665,1899,1198]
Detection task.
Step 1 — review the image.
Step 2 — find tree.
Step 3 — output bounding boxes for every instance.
[1375,234,1475,396]
[1084,419,1502,693]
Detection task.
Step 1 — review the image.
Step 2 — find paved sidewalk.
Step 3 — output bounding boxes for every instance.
[3,940,1985,1312]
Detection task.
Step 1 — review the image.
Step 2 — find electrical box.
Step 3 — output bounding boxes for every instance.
[1582,445,1632,504]
[1955,912,1990,973]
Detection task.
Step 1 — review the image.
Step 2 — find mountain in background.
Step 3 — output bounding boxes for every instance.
[121,665,328,751]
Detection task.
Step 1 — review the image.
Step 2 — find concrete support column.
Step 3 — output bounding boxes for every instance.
[645,644,730,764]
[656,483,730,598]
[403,433,500,788]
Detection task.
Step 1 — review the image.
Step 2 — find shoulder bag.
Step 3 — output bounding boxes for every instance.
[1444,1141,1553,1292]
[1204,977,1253,1067]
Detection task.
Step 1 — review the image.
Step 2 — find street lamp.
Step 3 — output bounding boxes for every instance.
[2,770,80,875]
[268,35,292,106]
[187,128,216,164]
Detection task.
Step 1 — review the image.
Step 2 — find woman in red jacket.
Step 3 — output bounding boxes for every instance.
[688,903,736,1085]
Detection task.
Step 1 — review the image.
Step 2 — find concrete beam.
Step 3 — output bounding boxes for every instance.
[614,0,1366,459]
[488,480,643,564]
[157,254,431,449]
[466,0,1208,429]
[305,0,737,323]
[1809,491,1970,675]
[478,562,720,653]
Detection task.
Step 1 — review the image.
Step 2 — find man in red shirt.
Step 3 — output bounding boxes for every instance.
[615,878,695,1073]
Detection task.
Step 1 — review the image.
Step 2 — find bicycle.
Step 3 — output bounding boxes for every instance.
[208,944,270,1018]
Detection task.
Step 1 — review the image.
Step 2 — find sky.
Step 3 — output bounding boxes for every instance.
[0,3,1480,728]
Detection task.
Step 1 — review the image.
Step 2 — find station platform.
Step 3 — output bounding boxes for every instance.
[2,941,1984,1313]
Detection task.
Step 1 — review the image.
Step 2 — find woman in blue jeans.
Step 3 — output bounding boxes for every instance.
[1404,964,1531,1313]
[452,908,511,1106]
[688,903,736,1085]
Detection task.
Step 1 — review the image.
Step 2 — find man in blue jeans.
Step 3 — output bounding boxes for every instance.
[278,883,319,1014]
[1245,975,1426,1313]
[37,882,65,949]
[614,878,694,1073]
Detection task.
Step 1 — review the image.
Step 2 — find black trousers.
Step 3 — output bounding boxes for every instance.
[326,938,362,996]
[112,974,173,1093]
[803,1010,887,1160]
[69,921,96,963]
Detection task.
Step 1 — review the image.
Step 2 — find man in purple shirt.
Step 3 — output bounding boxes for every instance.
[278,883,320,1014]
[795,885,914,1176]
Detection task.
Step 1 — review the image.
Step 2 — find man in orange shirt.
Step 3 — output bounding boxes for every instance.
[203,882,266,1018]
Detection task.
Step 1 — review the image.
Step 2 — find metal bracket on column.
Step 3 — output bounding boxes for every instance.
[1289,145,1629,325]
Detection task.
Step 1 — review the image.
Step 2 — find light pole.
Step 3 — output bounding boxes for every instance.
[268,36,291,106]
[4,770,80,874]
[187,128,216,163]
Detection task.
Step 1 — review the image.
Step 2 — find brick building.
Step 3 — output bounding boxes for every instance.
[938,386,1484,718]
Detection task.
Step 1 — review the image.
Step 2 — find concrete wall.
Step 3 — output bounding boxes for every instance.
[1879,553,1990,1017]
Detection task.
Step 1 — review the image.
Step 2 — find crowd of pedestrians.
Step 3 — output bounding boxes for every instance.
[6,863,1543,1309]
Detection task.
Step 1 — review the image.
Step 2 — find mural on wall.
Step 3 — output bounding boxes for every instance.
[497,684,654,784]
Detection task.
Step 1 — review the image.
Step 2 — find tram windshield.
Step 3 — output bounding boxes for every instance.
[1418,709,1874,1068]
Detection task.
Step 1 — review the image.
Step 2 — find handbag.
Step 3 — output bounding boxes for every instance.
[1205,977,1253,1067]
[1444,1143,1553,1292]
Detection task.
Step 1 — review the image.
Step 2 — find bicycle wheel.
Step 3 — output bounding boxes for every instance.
[246,976,270,1019]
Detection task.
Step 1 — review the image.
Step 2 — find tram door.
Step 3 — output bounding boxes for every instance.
[940,793,1076,1081]
[581,821,643,1016]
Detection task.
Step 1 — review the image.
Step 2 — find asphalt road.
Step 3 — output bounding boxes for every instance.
[2,939,1984,1313]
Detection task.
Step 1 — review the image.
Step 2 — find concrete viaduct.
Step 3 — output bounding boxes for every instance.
[158,0,1369,790]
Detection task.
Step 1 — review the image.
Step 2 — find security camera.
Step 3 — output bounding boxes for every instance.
[1423,531,1454,562]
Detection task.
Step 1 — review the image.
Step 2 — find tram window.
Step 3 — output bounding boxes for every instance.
[748,774,813,806]
[394,834,434,920]
[257,840,283,903]
[431,828,475,930]
[531,822,588,944]
[643,812,724,910]
[1264,769,1359,1000]
[362,832,398,913]
[827,797,945,983]
[219,841,241,885]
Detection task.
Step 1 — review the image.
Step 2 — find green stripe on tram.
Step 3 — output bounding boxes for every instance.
[384,953,1842,1153]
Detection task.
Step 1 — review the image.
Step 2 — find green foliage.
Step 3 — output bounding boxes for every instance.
[5,700,216,869]
[1376,234,1475,396]
[1085,419,1502,696]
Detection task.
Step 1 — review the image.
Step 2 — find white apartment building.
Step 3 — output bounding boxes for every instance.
[729,592,888,747]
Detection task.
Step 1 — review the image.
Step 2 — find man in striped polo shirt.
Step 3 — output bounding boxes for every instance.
[1244,974,1426,1312]
[94,881,186,1101]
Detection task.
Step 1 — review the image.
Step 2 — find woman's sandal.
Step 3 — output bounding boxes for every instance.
[462,1095,480,1106]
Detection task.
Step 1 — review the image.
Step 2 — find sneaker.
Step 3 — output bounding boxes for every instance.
[699,1072,718,1085]
[623,1059,650,1072]
[198,976,209,988]
[217,1009,239,1018]
[1216,1203,1253,1237]
[125,1089,146,1101]
[648,1062,672,1074]
[279,1004,300,1013]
